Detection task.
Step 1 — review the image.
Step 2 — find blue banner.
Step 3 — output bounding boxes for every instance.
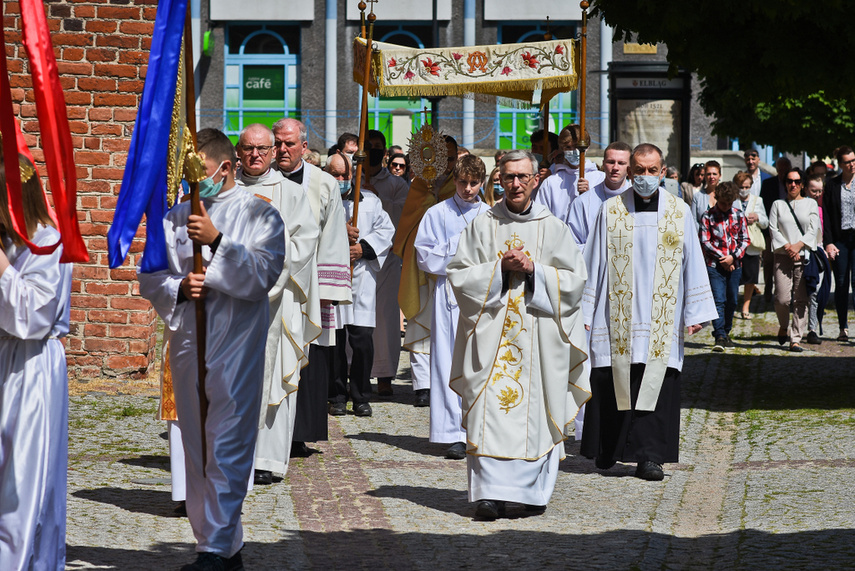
[107,0,188,271]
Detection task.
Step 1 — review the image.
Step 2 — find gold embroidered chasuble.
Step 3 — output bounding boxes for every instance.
[447,202,589,461]
[605,191,684,412]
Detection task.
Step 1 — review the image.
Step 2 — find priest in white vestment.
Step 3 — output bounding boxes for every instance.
[236,124,320,483]
[415,155,490,459]
[534,123,605,223]
[580,143,717,482]
[0,161,73,571]
[447,150,589,520]
[273,118,352,456]
[363,130,409,395]
[139,129,286,567]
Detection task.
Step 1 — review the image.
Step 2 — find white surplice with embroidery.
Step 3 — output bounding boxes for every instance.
[447,202,589,503]
[236,167,320,475]
[0,226,72,571]
[582,191,717,410]
[333,191,395,328]
[414,194,490,443]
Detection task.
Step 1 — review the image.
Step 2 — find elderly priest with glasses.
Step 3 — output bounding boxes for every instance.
[446,149,590,520]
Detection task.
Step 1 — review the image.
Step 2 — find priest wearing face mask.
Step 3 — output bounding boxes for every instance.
[534,123,605,224]
[580,143,717,482]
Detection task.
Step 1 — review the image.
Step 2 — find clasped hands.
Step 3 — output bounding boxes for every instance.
[501,247,533,274]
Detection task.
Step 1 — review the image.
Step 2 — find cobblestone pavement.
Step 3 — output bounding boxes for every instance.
[65,302,855,570]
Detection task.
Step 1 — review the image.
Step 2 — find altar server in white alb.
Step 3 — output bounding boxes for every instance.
[567,141,633,252]
[414,154,490,459]
[0,156,73,571]
[447,150,589,520]
[139,129,286,570]
[235,123,320,485]
[328,153,395,417]
[534,123,605,222]
[581,143,717,482]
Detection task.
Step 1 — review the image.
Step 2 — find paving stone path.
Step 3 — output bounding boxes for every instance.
[65,303,855,570]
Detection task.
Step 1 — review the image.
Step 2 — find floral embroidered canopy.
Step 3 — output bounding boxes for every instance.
[353,37,579,106]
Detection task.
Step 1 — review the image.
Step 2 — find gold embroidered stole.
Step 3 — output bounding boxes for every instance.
[606,191,684,411]
[487,232,533,416]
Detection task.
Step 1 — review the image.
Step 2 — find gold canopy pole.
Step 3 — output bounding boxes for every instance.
[351,0,377,237]
[183,2,208,477]
[577,1,590,179]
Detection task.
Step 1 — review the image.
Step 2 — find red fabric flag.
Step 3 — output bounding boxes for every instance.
[0,0,88,262]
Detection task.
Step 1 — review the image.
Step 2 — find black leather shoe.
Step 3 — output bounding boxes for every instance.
[225,549,244,571]
[173,501,186,516]
[353,402,373,417]
[446,441,466,459]
[595,456,616,470]
[290,441,311,458]
[414,389,430,407]
[635,460,664,481]
[777,329,788,345]
[377,378,394,397]
[328,402,346,416]
[524,504,547,514]
[806,331,821,345]
[253,470,273,485]
[181,552,227,571]
[475,500,505,520]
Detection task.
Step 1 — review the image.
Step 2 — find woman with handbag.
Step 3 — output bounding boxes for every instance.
[735,172,769,319]
[768,168,820,352]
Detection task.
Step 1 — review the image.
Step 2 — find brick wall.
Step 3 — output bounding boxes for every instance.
[5,0,158,378]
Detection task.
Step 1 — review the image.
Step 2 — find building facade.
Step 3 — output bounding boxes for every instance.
[5,0,718,378]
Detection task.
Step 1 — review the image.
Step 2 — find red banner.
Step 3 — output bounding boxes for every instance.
[0,0,88,262]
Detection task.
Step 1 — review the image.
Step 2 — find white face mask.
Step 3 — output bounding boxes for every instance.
[739,188,750,199]
[632,174,661,198]
[564,149,580,166]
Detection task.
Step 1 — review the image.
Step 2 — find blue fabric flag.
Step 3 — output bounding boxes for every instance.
[107,0,188,271]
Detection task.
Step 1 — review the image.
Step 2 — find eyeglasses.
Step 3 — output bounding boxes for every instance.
[842,158,855,166]
[786,179,802,185]
[390,162,406,169]
[692,163,704,169]
[240,145,273,156]
[500,173,535,184]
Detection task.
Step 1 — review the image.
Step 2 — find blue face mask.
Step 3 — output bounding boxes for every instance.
[564,149,580,166]
[338,180,351,195]
[198,161,225,198]
[531,153,544,165]
[632,174,661,198]
[493,183,504,196]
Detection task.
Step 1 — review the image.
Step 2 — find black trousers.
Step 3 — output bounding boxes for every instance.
[581,364,682,465]
[293,344,333,442]
[330,325,374,405]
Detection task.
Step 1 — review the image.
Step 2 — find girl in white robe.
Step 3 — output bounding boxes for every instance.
[0,157,73,571]
[414,156,490,456]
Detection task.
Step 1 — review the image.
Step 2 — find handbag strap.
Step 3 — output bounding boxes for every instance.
[785,199,805,236]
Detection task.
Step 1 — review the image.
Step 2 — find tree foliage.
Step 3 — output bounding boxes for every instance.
[592,0,853,156]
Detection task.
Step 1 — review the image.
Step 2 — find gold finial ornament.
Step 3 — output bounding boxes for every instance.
[183,150,208,184]
[18,159,36,183]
